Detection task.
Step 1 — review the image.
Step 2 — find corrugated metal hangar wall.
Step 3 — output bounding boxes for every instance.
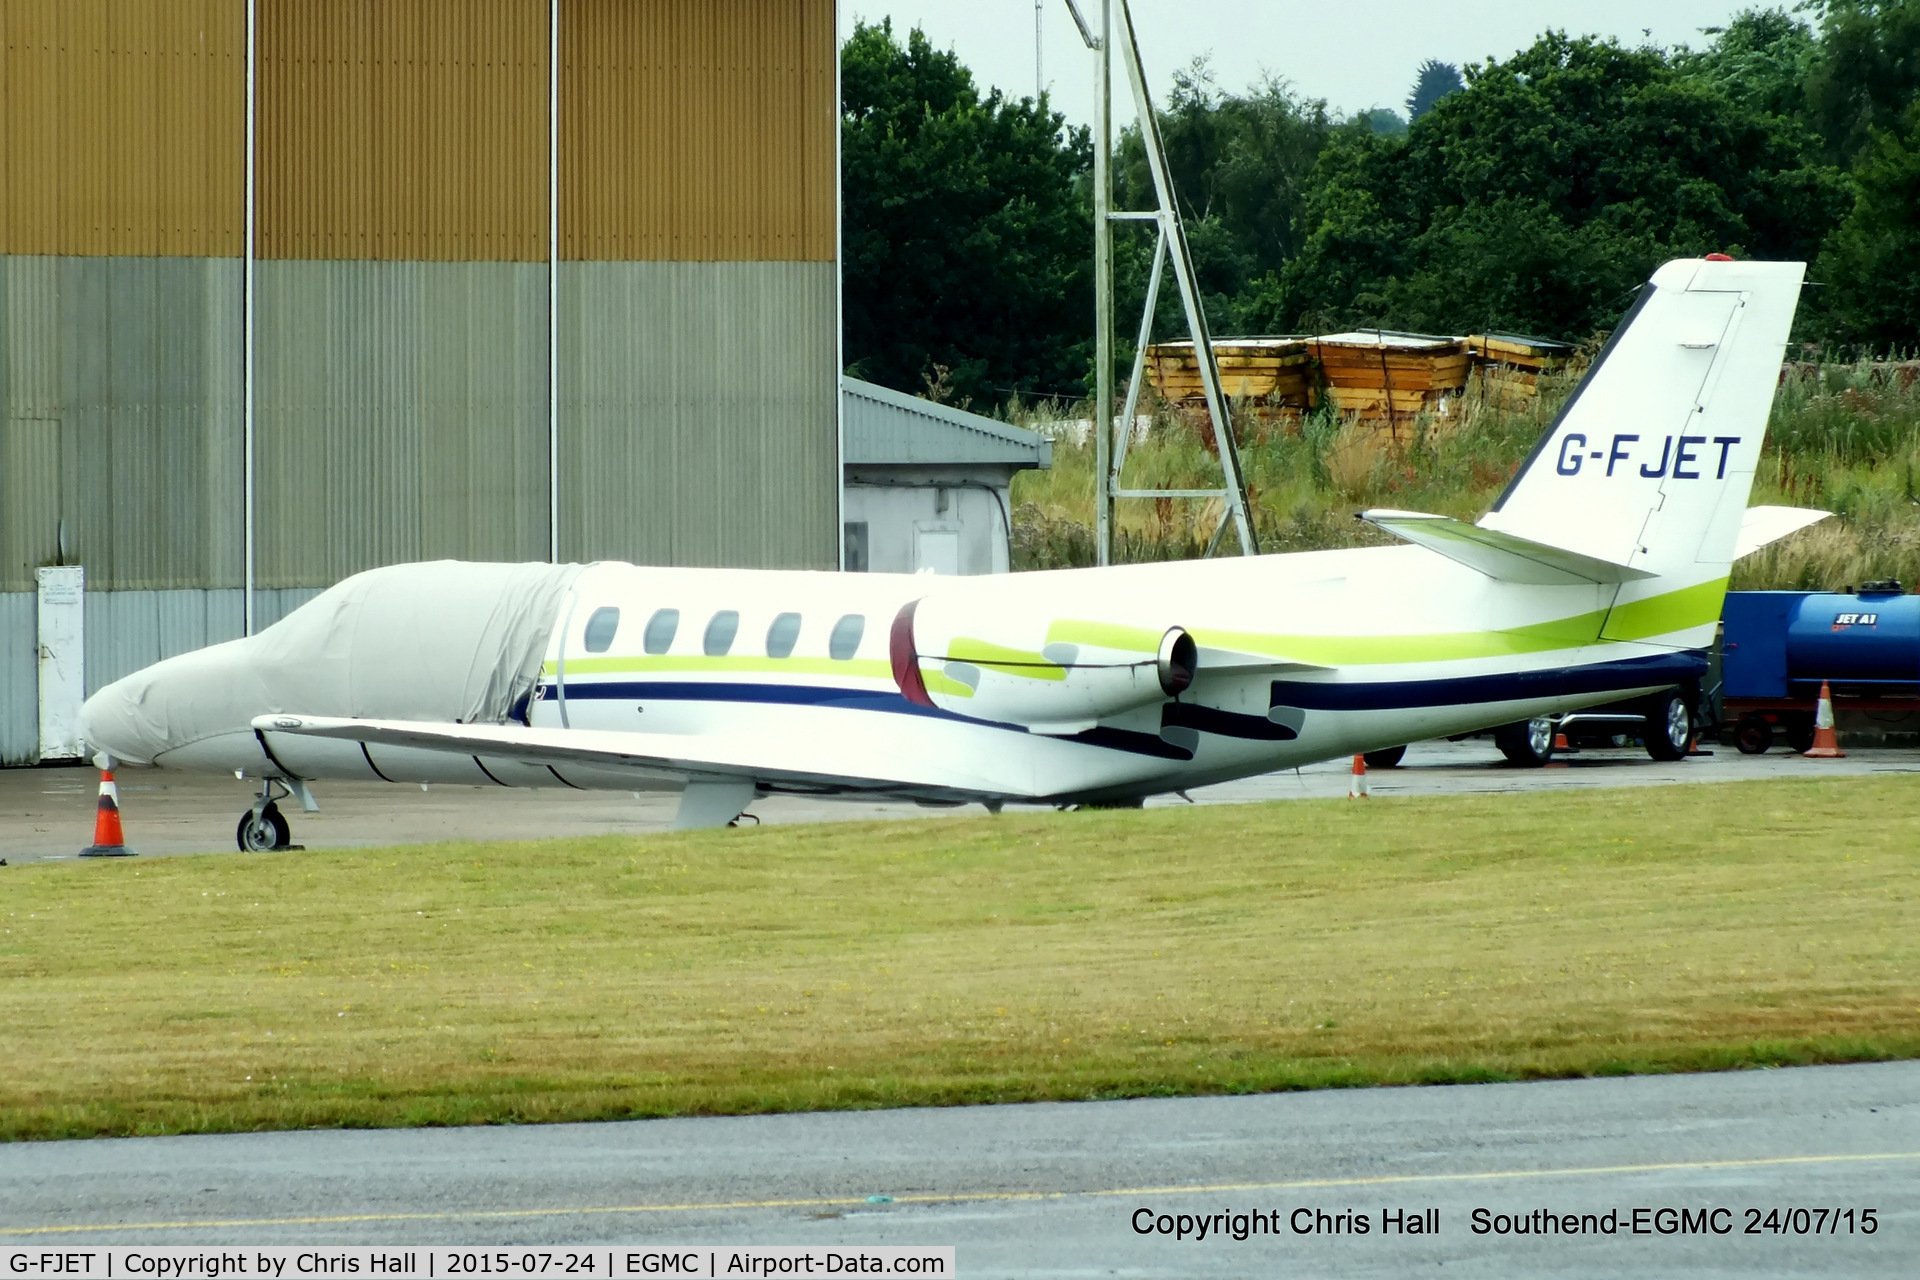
[0,0,840,763]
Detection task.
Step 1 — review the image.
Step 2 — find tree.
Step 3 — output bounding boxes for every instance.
[840,21,1092,405]
[1803,0,1920,163]
[1405,59,1463,122]
[1112,64,1334,337]
[1816,103,1920,346]
[1684,8,1819,122]
[1276,34,1849,338]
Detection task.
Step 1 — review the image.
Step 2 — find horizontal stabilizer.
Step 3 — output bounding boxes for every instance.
[1735,505,1831,559]
[1361,509,1657,585]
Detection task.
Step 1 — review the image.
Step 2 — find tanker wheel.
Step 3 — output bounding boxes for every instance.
[1735,715,1773,755]
[1786,715,1818,755]
[1363,745,1407,769]
[1644,691,1692,761]
[1495,717,1555,767]
[237,803,291,852]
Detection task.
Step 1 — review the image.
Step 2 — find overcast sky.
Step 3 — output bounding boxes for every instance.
[840,1,1767,126]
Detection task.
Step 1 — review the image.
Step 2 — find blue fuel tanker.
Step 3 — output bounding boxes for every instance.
[1720,582,1919,753]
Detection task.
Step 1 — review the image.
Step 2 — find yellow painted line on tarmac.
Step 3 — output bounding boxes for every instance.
[4,1150,1916,1236]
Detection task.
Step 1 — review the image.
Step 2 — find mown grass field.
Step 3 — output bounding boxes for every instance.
[2,777,1915,1141]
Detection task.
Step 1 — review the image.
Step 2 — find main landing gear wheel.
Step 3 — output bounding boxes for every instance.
[1643,691,1692,762]
[237,802,291,852]
[1495,717,1555,767]
[1362,745,1407,769]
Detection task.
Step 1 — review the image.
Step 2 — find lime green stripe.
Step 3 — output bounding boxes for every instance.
[1601,577,1728,642]
[546,656,893,680]
[1189,609,1611,666]
[1038,578,1723,668]
[945,637,1067,682]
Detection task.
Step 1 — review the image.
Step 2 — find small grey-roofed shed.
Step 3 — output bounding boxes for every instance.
[841,377,1051,575]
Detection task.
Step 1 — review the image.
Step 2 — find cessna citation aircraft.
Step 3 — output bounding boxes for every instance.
[82,257,1828,849]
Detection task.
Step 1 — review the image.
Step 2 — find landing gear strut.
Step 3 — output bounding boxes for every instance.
[237,778,299,851]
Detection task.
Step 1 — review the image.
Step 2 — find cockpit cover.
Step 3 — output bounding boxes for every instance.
[249,560,583,724]
[89,561,583,763]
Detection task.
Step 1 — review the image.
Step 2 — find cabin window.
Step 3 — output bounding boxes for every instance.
[582,607,620,653]
[704,610,740,656]
[643,608,679,654]
[766,612,802,658]
[829,613,865,660]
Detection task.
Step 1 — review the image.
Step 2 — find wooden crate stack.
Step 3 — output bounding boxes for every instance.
[1141,330,1576,454]
[1306,332,1471,434]
[1144,338,1316,422]
[1466,333,1576,409]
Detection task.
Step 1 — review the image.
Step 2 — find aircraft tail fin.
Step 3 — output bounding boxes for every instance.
[1478,258,1805,581]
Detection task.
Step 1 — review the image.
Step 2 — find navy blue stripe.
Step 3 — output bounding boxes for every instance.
[1269,653,1705,713]
[554,679,978,721]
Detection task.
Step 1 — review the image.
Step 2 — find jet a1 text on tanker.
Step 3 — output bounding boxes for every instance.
[81,257,1829,849]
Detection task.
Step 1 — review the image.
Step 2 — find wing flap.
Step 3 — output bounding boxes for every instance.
[1362,509,1657,585]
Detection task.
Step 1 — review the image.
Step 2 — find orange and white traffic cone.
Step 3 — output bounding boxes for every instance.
[79,765,136,857]
[1348,753,1369,799]
[1803,680,1846,758]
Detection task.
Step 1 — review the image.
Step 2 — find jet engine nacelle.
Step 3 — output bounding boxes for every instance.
[889,597,1194,733]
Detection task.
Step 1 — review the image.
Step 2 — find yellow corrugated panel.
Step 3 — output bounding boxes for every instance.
[258,0,548,262]
[0,0,243,257]
[562,0,835,263]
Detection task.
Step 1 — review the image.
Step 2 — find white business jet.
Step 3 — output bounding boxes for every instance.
[82,258,1827,849]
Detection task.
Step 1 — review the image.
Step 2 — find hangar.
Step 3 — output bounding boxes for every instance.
[0,0,839,764]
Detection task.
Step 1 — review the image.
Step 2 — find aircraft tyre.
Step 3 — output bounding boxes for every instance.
[1735,714,1773,755]
[1643,691,1692,761]
[1495,717,1555,767]
[1362,745,1407,769]
[237,803,291,852]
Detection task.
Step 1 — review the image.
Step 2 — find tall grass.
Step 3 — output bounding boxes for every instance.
[1009,362,1920,590]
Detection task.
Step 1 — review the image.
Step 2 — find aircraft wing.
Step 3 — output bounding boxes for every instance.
[251,713,1021,802]
[1361,509,1657,585]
